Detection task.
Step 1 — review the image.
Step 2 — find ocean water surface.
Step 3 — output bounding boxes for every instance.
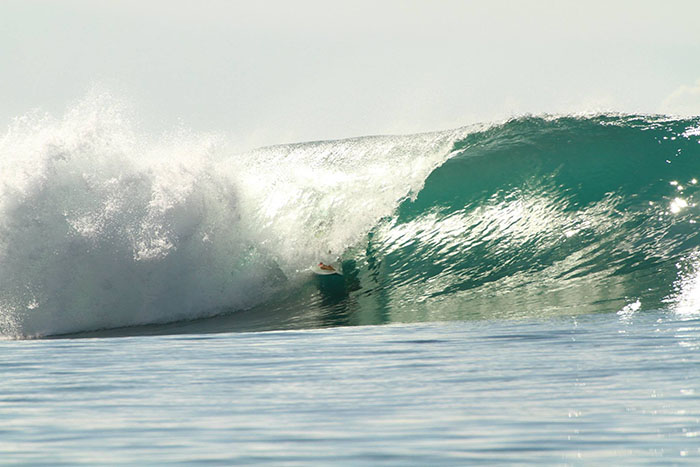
[1,96,700,463]
[3,315,700,464]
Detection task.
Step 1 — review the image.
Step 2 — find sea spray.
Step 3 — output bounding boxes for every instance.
[0,94,274,337]
[0,94,464,337]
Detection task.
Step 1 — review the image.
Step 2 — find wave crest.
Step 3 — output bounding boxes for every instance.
[0,94,463,337]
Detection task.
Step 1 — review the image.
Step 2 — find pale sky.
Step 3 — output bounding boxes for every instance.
[1,0,699,146]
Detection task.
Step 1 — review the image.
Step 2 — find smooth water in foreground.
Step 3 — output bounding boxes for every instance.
[2,311,700,465]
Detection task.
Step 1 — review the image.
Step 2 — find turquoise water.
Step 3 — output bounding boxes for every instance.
[2,101,700,463]
[2,108,699,336]
[2,313,700,464]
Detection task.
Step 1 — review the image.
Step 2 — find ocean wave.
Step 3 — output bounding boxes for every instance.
[2,96,699,338]
[0,94,462,337]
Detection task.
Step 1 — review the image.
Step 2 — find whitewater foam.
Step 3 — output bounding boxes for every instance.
[0,94,465,337]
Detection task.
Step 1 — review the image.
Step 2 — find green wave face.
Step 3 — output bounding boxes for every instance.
[339,115,700,324]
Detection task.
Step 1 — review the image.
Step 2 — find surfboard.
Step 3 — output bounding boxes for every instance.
[311,264,343,276]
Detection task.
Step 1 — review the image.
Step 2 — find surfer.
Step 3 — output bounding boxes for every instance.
[318,262,336,272]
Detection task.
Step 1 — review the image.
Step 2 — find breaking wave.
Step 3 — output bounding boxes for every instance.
[1,94,699,337]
